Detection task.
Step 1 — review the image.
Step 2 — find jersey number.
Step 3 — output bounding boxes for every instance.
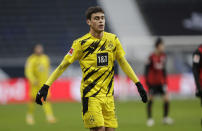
[97,53,108,66]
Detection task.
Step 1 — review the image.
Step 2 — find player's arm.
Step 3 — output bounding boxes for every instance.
[35,55,72,105]
[115,36,147,103]
[162,67,167,79]
[25,58,37,85]
[192,50,201,97]
[45,55,72,86]
[163,56,167,85]
[117,56,147,103]
[144,57,151,86]
[117,57,139,83]
[36,41,82,105]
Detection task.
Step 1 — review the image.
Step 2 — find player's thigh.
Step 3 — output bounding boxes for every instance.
[82,97,104,129]
[102,96,118,128]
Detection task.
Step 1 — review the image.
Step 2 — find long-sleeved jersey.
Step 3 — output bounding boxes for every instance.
[45,32,140,98]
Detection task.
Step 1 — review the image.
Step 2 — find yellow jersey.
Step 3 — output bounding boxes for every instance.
[67,32,125,97]
[25,54,50,87]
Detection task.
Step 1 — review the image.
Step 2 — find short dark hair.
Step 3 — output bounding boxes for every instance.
[85,6,104,20]
[32,44,43,53]
[155,37,163,48]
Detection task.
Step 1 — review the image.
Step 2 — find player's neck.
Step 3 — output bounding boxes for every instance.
[155,50,161,55]
[34,53,43,56]
[89,29,103,39]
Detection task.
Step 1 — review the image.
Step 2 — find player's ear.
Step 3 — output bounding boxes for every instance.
[86,19,91,26]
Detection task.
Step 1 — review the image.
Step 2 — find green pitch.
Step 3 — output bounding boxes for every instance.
[0,99,201,131]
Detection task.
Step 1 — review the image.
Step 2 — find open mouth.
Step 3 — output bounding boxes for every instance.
[99,25,104,28]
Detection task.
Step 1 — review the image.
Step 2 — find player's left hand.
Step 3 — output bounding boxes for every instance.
[35,84,49,105]
[136,82,148,103]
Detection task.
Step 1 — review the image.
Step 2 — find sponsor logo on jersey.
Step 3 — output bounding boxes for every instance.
[68,48,74,56]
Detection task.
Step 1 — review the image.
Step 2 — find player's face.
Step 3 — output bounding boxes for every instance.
[157,43,165,53]
[87,12,105,33]
[34,45,44,55]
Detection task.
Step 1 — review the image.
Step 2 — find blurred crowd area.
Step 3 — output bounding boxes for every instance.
[0,0,201,78]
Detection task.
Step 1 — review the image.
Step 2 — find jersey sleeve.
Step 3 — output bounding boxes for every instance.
[145,56,151,76]
[144,55,152,85]
[45,41,82,86]
[117,55,139,83]
[115,36,125,60]
[65,40,82,63]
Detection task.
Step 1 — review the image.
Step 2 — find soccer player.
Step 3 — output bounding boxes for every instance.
[145,38,173,126]
[193,44,202,101]
[25,44,56,125]
[35,6,147,131]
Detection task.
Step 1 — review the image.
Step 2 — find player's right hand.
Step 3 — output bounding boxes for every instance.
[196,90,202,98]
[136,82,148,103]
[35,84,49,105]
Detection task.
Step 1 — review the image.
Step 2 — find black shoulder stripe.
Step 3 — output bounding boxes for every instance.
[81,37,91,45]
[113,47,116,52]
[83,40,100,53]
[83,40,101,58]
[98,40,107,51]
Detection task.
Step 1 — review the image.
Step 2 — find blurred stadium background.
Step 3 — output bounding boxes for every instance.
[0,0,201,130]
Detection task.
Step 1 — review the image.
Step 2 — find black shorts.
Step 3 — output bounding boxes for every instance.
[148,85,166,95]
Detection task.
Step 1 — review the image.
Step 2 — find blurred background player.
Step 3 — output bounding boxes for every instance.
[25,44,56,125]
[145,38,173,126]
[193,44,202,100]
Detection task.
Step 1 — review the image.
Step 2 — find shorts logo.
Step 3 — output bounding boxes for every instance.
[68,48,74,56]
[89,115,95,124]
